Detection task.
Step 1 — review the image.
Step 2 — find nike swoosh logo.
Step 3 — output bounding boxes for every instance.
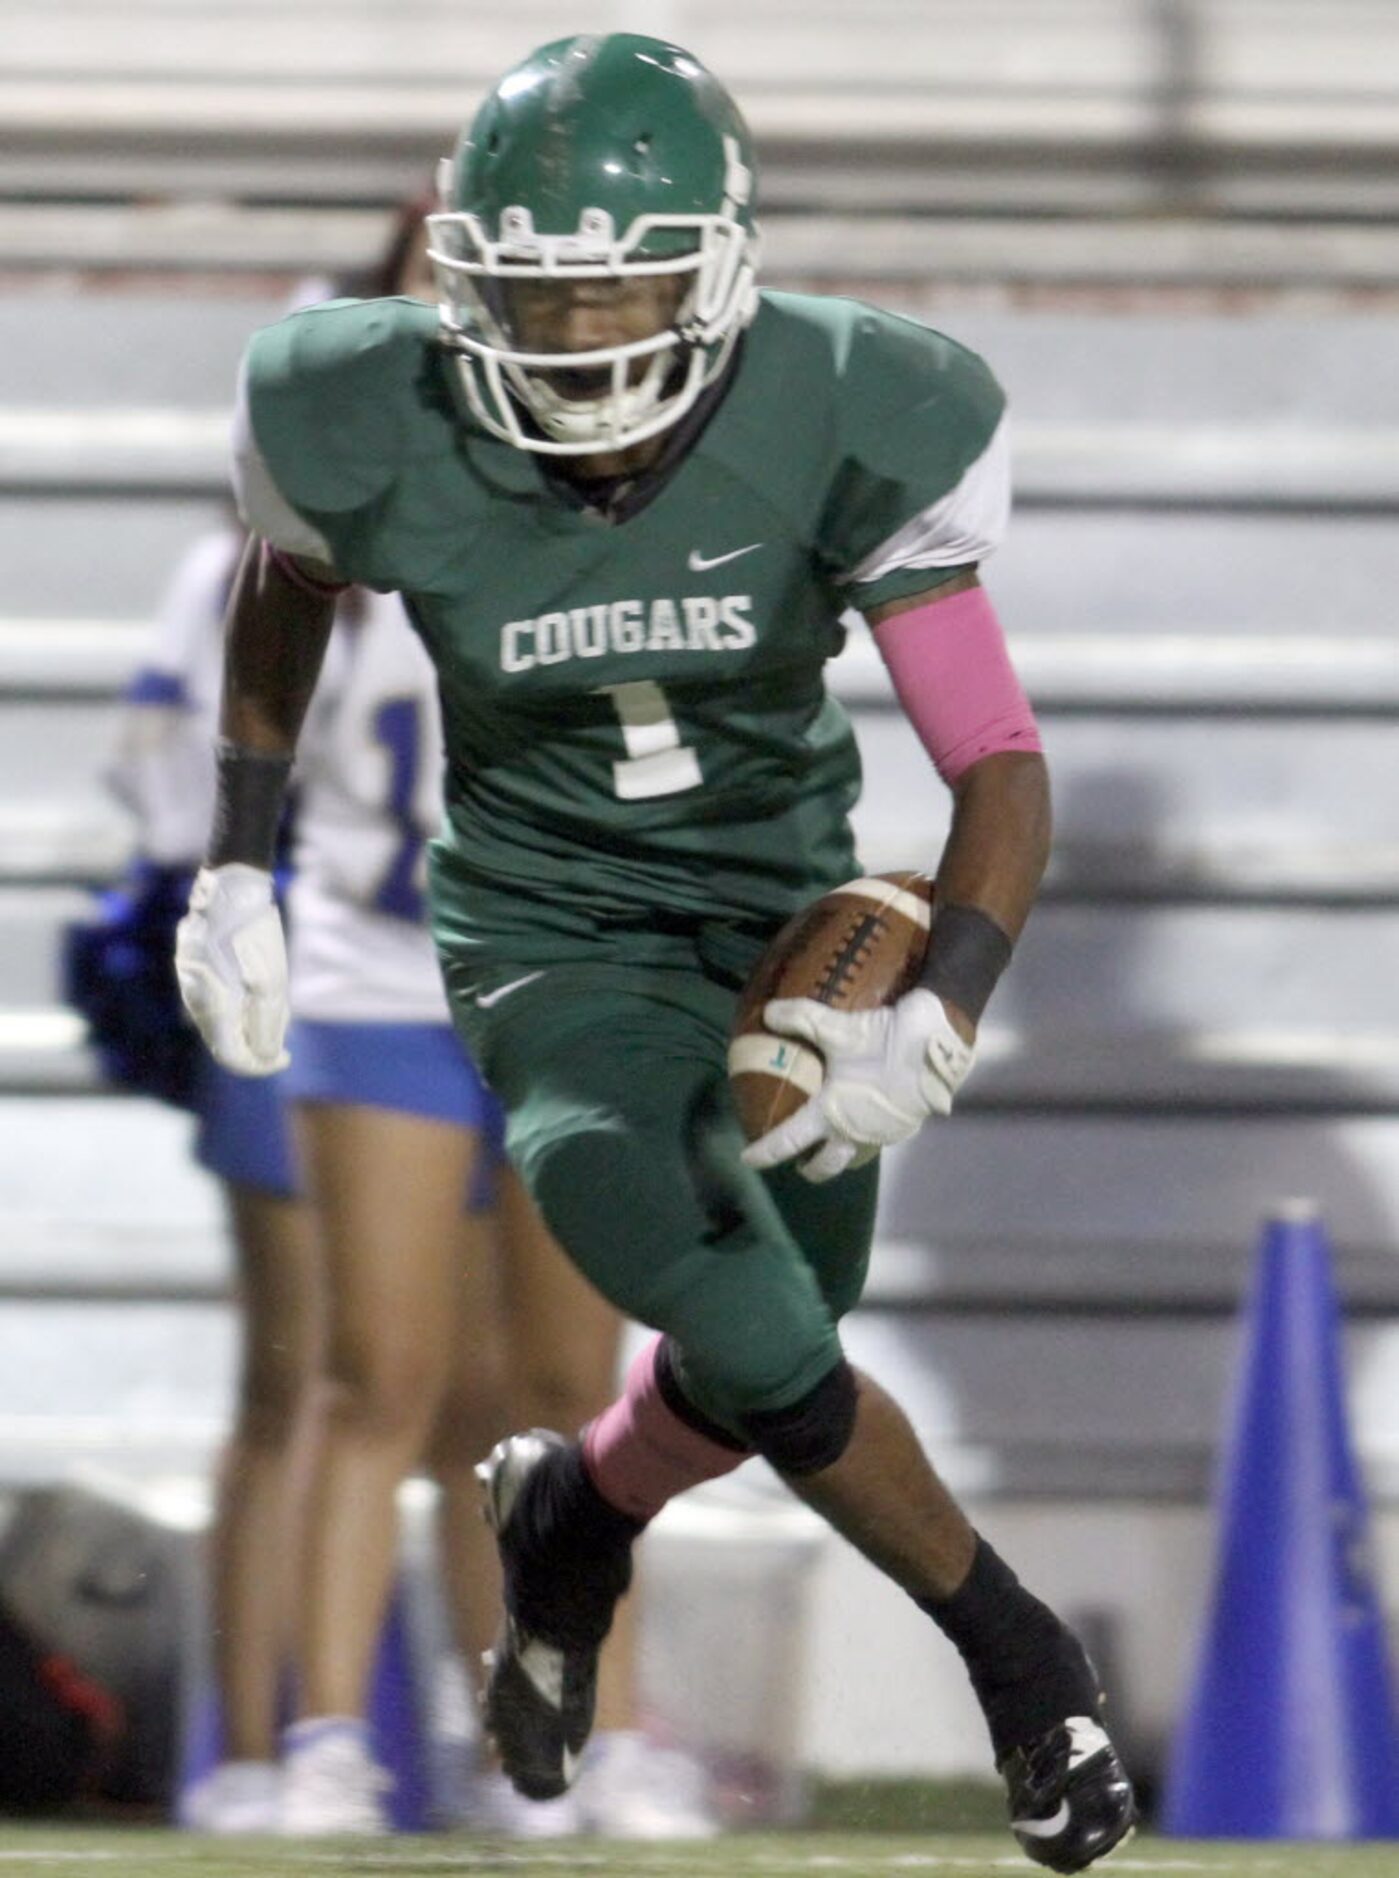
[475,970,545,1009]
[1013,1800,1071,1839]
[687,542,762,572]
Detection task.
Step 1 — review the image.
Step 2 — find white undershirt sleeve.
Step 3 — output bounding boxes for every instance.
[230,361,336,562]
[846,413,1012,587]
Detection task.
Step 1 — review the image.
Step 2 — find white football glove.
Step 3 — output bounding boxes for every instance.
[740,988,975,1184]
[174,864,290,1075]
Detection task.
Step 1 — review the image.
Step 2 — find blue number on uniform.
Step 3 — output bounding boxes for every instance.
[371,696,425,922]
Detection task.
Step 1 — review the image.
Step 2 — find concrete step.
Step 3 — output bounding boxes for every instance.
[0,886,93,1007]
[0,496,227,620]
[2,299,1394,422]
[2,3,1393,169]
[0,619,148,695]
[12,878,1399,1034]
[11,1003,1399,1110]
[5,1275,1399,1497]
[878,1109,1399,1291]
[843,1306,1399,1499]
[4,1088,1399,1498]
[4,1097,1398,1305]
[6,403,1397,507]
[2,496,1395,632]
[840,629,1399,714]
[854,710,1399,901]
[996,508,1399,642]
[10,617,1399,714]
[4,692,1399,896]
[7,0,1391,99]
[7,203,1399,286]
[0,1096,223,1291]
[0,0,1197,94]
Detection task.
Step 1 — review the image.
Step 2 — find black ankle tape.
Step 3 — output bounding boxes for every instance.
[919,1536,1100,1761]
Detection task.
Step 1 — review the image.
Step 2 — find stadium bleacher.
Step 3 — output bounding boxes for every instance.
[2,0,1398,1784]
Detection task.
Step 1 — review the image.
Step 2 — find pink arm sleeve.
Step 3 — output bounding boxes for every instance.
[870,584,1042,786]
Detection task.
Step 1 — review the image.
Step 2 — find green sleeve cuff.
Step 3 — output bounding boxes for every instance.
[847,561,974,615]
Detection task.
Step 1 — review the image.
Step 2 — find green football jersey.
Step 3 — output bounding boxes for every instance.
[239,289,1007,954]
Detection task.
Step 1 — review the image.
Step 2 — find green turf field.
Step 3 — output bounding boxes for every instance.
[2,1831,1399,1878]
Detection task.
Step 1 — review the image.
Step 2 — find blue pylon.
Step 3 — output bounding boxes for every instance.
[366,1575,431,1831]
[1162,1203,1399,1838]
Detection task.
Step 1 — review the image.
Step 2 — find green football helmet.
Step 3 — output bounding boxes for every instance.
[427,33,760,455]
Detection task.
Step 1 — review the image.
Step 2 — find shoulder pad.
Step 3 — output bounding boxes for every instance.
[754,294,1008,586]
[762,290,1002,440]
[244,297,442,516]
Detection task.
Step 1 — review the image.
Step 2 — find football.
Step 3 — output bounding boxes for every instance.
[727,870,935,1142]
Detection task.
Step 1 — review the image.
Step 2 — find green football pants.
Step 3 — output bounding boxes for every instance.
[449,958,878,1440]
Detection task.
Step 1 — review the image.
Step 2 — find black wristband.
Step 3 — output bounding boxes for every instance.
[917,902,1013,1023]
[206,739,293,870]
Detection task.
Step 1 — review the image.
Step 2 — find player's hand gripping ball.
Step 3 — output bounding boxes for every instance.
[728,871,974,1182]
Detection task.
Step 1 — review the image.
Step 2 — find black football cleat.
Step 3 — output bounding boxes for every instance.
[477,1430,616,1802]
[1000,1715,1137,1872]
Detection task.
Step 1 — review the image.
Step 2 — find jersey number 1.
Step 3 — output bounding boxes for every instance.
[599,681,701,800]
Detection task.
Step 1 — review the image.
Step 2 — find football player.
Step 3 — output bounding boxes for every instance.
[176,34,1136,1871]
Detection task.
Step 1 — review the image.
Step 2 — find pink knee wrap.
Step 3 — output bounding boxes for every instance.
[582,1338,746,1524]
